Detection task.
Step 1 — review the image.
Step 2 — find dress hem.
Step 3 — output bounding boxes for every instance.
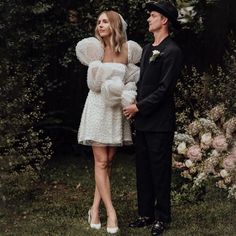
[78,140,133,147]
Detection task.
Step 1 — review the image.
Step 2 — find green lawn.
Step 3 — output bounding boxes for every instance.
[1,151,236,236]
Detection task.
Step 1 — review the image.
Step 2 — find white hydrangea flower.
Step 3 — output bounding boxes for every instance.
[185,159,194,168]
[220,169,229,178]
[201,132,212,148]
[177,142,187,155]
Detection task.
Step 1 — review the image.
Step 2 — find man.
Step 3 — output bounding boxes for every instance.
[123,1,182,235]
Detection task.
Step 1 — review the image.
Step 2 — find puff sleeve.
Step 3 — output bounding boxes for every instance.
[76,37,107,92]
[87,61,113,92]
[101,76,124,107]
[127,40,142,65]
[75,37,104,66]
[121,41,142,107]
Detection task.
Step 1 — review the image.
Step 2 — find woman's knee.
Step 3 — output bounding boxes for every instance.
[95,158,109,170]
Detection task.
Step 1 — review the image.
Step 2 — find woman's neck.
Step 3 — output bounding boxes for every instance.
[103,37,112,48]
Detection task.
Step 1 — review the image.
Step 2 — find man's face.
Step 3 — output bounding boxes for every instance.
[147,11,166,32]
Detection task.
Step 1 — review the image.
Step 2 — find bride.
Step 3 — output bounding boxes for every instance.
[75,10,142,234]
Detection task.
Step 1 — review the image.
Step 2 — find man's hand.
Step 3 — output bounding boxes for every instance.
[123,104,139,120]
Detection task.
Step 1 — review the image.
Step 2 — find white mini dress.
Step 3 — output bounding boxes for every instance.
[75,37,142,146]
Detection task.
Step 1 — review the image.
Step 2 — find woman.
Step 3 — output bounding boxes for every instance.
[76,10,142,234]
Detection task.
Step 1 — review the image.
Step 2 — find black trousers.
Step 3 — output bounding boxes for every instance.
[134,130,174,223]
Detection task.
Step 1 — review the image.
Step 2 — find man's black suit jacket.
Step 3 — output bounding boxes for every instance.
[135,36,182,132]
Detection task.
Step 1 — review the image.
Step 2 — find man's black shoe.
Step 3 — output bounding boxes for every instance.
[151,220,165,236]
[129,217,155,228]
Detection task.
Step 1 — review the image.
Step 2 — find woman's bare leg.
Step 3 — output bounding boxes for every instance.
[106,146,118,228]
[107,146,116,175]
[92,146,117,228]
[90,147,116,224]
[90,185,101,224]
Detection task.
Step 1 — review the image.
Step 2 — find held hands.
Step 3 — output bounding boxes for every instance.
[123,104,139,120]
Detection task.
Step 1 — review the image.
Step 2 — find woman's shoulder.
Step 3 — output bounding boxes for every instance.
[127,40,142,64]
[75,37,104,66]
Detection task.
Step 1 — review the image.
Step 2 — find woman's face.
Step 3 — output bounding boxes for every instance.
[97,13,112,38]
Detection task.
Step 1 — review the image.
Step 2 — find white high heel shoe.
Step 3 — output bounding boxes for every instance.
[88,209,101,230]
[107,226,119,234]
[106,218,119,234]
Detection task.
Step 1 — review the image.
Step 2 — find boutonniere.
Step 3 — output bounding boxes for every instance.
[149,50,162,63]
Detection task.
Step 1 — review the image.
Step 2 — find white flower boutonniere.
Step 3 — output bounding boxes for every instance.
[149,50,162,63]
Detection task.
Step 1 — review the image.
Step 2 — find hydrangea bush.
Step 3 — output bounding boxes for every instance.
[173,105,236,201]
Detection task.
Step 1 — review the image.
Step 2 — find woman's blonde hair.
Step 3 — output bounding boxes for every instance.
[95,10,127,53]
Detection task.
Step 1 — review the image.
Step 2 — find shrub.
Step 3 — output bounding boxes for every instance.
[176,62,236,130]
[173,105,236,201]
[0,63,53,202]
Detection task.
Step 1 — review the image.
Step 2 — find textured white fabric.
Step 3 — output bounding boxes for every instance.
[75,37,104,66]
[76,38,142,146]
[101,75,124,107]
[99,63,126,107]
[78,89,132,146]
[121,82,137,107]
[78,63,132,146]
[124,81,137,91]
[121,90,137,107]
[87,61,115,92]
[87,61,103,92]
[127,41,142,64]
[124,63,140,84]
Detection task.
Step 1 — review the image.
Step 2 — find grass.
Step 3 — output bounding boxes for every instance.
[1,150,236,236]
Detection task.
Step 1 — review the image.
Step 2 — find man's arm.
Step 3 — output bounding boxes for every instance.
[137,47,182,116]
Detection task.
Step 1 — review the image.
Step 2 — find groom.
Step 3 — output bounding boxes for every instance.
[123,1,182,235]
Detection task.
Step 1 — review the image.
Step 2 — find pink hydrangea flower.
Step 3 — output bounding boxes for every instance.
[212,135,228,152]
[223,155,236,171]
[187,145,202,162]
